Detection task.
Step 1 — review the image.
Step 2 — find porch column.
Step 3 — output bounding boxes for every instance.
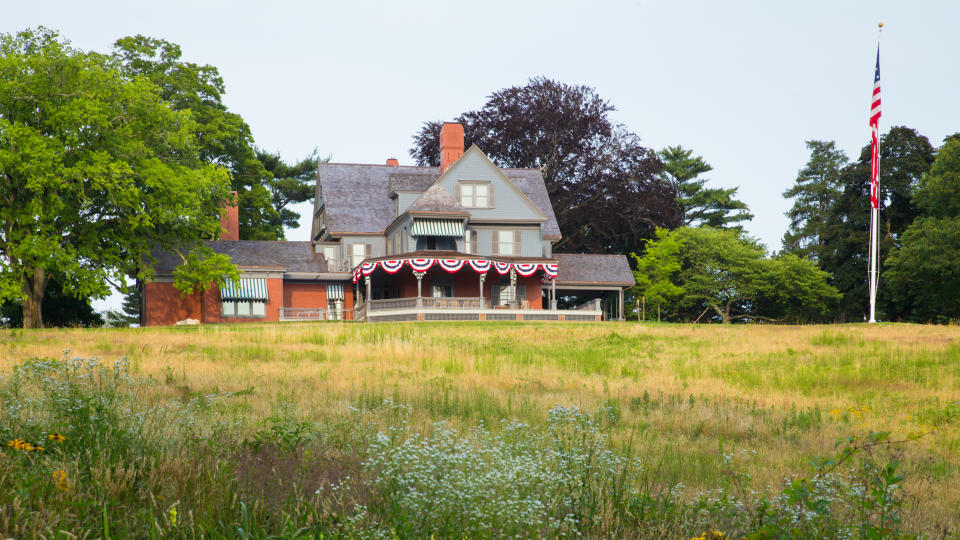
[551,278,557,310]
[510,267,518,309]
[364,276,371,309]
[414,271,425,308]
[618,288,625,321]
[479,272,487,308]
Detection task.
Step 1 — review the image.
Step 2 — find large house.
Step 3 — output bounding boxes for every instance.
[142,123,634,325]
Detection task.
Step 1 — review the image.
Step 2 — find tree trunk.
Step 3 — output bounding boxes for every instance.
[722,302,732,324]
[22,266,49,329]
[199,289,206,324]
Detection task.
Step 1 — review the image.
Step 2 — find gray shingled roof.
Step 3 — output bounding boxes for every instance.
[151,241,326,274]
[407,184,468,213]
[319,163,561,237]
[553,254,635,286]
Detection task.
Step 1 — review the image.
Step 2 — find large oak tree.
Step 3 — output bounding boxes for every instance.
[0,28,235,327]
[409,77,679,255]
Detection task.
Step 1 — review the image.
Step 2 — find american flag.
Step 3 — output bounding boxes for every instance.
[869,48,881,209]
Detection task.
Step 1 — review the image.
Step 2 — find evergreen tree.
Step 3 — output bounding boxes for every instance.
[104,286,141,327]
[782,141,848,261]
[819,127,935,321]
[886,137,960,322]
[658,146,753,229]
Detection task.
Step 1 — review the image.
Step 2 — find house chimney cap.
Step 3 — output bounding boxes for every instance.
[386,158,399,166]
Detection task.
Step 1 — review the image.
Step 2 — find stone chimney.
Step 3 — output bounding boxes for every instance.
[439,122,464,172]
[386,158,399,166]
[220,191,239,241]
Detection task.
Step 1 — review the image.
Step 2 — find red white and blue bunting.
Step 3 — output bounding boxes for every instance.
[407,258,435,272]
[437,259,466,273]
[468,259,492,273]
[514,263,539,277]
[351,259,559,283]
[380,260,405,274]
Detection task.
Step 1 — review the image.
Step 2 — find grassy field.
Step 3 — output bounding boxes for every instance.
[1,322,958,538]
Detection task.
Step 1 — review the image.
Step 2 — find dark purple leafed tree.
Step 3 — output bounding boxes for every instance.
[410,77,680,255]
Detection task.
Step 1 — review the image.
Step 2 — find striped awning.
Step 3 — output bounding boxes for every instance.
[326,283,344,301]
[220,278,268,301]
[410,218,465,237]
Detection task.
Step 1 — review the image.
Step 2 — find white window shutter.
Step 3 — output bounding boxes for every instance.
[492,231,499,255]
[514,230,522,256]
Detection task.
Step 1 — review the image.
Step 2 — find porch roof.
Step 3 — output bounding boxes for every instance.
[361,250,557,265]
[553,254,636,287]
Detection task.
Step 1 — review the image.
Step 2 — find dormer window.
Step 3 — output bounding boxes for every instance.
[458,182,491,208]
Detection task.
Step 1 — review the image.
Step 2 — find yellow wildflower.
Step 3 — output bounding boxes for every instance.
[52,469,70,491]
[48,433,65,443]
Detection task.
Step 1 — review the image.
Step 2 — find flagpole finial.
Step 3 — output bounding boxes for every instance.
[878,22,883,29]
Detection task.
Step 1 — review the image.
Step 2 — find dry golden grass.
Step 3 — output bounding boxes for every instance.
[1,321,959,533]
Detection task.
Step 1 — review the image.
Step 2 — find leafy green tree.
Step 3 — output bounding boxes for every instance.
[631,228,684,315]
[112,36,317,240]
[636,227,838,323]
[819,127,935,321]
[886,138,960,322]
[782,141,848,260]
[0,27,235,327]
[658,146,753,229]
[257,148,324,231]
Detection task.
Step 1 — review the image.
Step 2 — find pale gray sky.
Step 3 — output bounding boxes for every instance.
[6,0,959,312]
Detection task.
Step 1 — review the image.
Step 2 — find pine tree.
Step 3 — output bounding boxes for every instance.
[781,141,848,261]
[658,146,753,229]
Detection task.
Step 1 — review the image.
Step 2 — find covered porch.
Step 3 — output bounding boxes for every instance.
[350,251,601,322]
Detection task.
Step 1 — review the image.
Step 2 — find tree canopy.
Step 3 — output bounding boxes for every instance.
[633,227,838,323]
[0,27,236,327]
[409,77,680,255]
[817,127,935,321]
[781,140,847,261]
[111,36,317,240]
[886,138,960,322]
[658,146,752,229]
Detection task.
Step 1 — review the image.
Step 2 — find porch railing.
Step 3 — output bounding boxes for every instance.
[278,307,354,321]
[367,297,486,311]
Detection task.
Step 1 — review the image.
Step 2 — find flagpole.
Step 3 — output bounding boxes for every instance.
[868,22,882,323]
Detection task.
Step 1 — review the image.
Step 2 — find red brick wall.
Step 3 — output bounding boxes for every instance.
[143,278,284,326]
[283,282,327,308]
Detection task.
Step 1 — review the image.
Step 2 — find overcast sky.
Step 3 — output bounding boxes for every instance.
[7,0,959,312]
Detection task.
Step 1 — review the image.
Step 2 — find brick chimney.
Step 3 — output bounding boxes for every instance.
[386,158,399,166]
[220,191,239,241]
[439,122,464,172]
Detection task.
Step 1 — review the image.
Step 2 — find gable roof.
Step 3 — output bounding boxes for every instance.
[553,254,636,286]
[151,241,327,274]
[407,183,467,213]
[318,162,561,237]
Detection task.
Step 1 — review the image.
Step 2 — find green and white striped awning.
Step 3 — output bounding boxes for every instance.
[220,278,269,301]
[326,283,344,301]
[410,218,465,237]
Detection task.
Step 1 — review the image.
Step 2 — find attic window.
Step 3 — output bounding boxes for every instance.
[458,182,491,208]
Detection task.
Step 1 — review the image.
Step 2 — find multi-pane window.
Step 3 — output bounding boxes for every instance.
[221,301,266,318]
[459,183,490,208]
[496,230,517,255]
